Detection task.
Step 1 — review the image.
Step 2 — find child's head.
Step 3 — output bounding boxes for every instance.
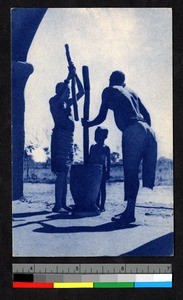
[94,127,108,144]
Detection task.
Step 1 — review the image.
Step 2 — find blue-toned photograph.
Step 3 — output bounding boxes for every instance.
[12,8,173,256]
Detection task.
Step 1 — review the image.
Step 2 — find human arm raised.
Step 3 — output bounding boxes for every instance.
[75,73,84,100]
[67,65,84,106]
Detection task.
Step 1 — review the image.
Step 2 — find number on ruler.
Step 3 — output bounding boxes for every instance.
[167,266,170,271]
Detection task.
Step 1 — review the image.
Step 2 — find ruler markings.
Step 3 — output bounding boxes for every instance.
[12,264,172,275]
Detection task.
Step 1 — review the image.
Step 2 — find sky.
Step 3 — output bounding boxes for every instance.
[25,8,172,162]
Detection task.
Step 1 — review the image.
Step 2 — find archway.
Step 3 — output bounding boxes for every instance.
[12,8,47,199]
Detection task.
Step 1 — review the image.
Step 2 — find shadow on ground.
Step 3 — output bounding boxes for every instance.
[136,205,173,210]
[45,213,108,220]
[33,222,139,233]
[121,232,174,256]
[13,211,139,232]
[13,211,51,218]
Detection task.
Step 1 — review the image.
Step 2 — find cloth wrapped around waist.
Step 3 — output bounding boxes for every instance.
[51,127,74,172]
[126,116,145,127]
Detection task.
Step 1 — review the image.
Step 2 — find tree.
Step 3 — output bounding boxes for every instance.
[110,152,120,163]
[43,147,50,156]
[43,146,50,168]
[24,143,35,179]
[74,143,79,154]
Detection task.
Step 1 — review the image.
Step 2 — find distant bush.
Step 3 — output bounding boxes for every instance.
[23,157,173,186]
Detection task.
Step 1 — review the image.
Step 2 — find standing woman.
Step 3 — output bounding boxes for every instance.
[50,65,84,212]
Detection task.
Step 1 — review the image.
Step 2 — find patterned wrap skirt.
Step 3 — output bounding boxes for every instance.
[51,127,74,173]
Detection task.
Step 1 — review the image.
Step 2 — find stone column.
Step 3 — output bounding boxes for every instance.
[12,61,33,199]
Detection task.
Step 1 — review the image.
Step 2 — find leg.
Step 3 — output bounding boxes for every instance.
[52,169,68,212]
[96,191,100,208]
[100,179,106,211]
[61,172,67,207]
[61,167,72,211]
[122,163,140,220]
[122,127,144,217]
[96,169,106,208]
[123,165,140,201]
[112,164,140,223]
[112,198,136,223]
[112,123,145,223]
[142,131,157,189]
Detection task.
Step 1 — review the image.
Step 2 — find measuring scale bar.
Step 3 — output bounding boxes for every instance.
[13,263,172,274]
[13,264,172,288]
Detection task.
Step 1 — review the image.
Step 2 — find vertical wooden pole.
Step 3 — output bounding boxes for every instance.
[71,75,79,121]
[65,44,79,121]
[82,66,90,163]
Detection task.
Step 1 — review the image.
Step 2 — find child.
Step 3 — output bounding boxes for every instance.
[50,66,84,212]
[88,127,111,212]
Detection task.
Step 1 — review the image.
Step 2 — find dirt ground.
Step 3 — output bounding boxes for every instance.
[12,182,173,257]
